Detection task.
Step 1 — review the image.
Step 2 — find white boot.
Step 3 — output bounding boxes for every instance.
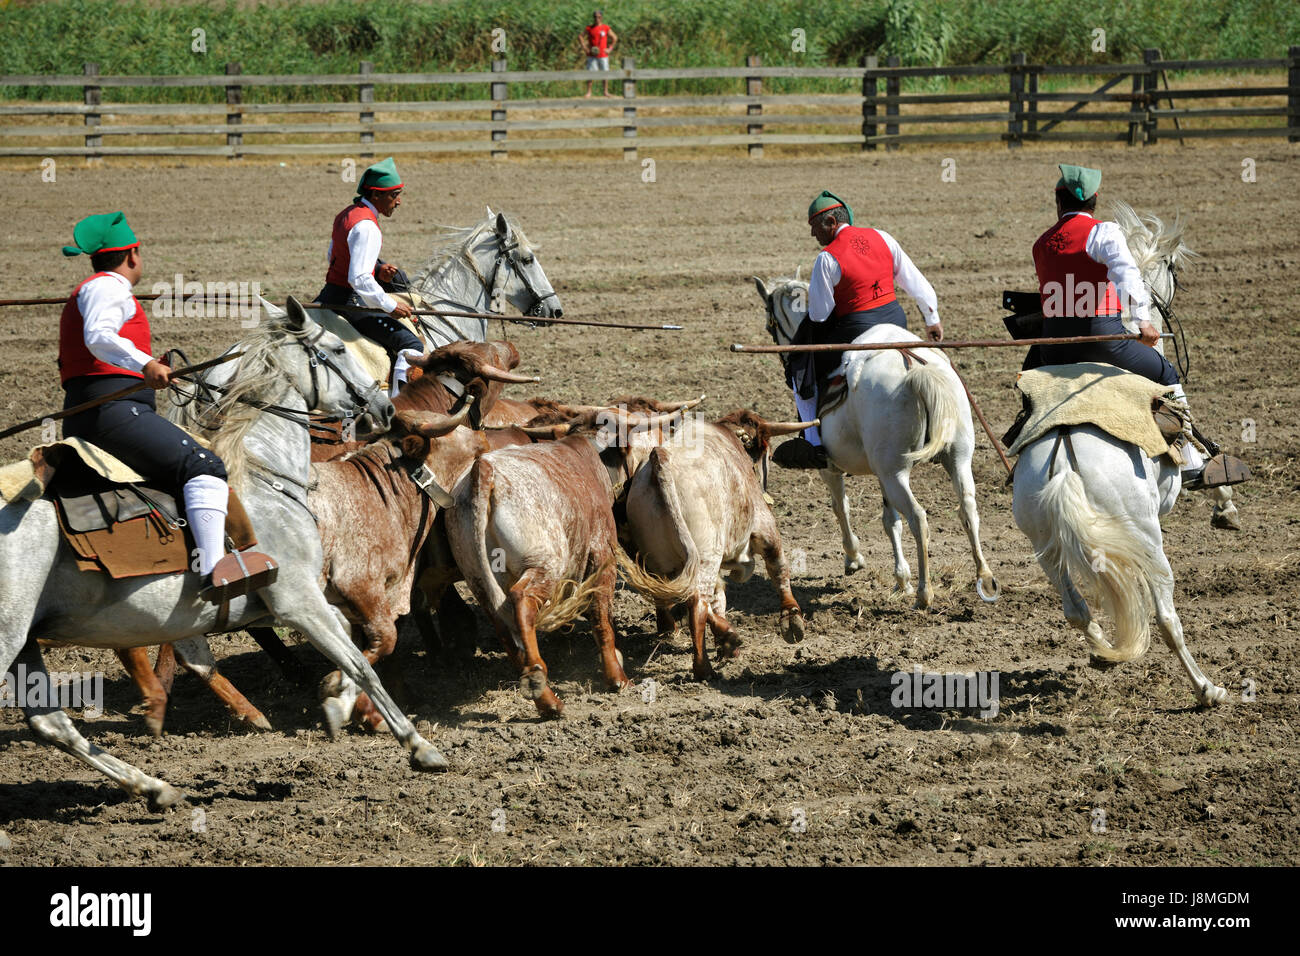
[184,474,229,576]
[390,348,423,398]
[1168,385,1204,474]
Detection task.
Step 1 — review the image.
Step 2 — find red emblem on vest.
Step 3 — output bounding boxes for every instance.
[58,273,152,384]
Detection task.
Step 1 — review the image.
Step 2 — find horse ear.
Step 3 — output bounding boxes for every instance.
[485,205,494,220]
[752,276,770,300]
[284,295,308,332]
[794,265,802,282]
[495,212,509,238]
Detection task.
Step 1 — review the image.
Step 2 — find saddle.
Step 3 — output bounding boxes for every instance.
[51,458,259,580]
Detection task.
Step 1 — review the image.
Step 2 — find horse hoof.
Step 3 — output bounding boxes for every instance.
[914,591,934,610]
[320,696,349,741]
[1211,511,1242,531]
[1199,684,1227,707]
[519,666,548,702]
[976,578,1001,603]
[146,783,185,813]
[249,713,273,732]
[410,742,450,772]
[844,559,862,575]
[782,613,805,645]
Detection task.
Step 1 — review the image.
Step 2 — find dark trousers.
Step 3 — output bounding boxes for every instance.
[1024,313,1179,386]
[314,267,422,359]
[62,375,227,492]
[790,299,909,398]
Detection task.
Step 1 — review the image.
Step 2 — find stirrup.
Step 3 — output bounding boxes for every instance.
[1183,454,1252,491]
[200,551,279,604]
[772,437,828,470]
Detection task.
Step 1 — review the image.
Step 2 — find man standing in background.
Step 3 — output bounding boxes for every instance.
[580,10,619,98]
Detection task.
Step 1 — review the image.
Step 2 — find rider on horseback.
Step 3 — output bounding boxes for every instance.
[774,190,945,470]
[315,157,423,393]
[1021,164,1248,490]
[59,212,266,600]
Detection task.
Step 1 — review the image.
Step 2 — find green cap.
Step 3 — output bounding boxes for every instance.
[1055,164,1102,202]
[807,190,853,225]
[62,211,139,258]
[357,157,403,196]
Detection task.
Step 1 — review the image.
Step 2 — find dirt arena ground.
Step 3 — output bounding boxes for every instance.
[0,143,1297,866]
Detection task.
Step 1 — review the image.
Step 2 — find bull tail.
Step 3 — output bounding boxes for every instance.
[617,448,700,606]
[902,363,961,465]
[461,458,511,621]
[534,559,613,633]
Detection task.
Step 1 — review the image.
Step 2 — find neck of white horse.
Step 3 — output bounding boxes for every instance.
[242,380,312,491]
[410,240,494,347]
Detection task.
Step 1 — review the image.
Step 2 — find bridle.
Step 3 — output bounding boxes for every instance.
[1147,260,1190,383]
[169,324,382,433]
[483,231,560,319]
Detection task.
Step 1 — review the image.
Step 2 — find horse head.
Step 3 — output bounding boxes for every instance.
[277,296,394,436]
[751,274,810,370]
[1107,199,1199,339]
[407,209,562,339]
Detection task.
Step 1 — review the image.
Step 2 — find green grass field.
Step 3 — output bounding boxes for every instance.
[0,0,1295,102]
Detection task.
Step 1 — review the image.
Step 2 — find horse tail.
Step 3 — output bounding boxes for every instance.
[1034,464,1161,662]
[616,449,700,606]
[902,363,961,465]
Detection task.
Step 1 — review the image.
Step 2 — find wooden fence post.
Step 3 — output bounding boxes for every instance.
[861,55,878,151]
[1008,52,1025,148]
[1026,63,1039,139]
[82,62,101,165]
[225,62,243,160]
[1288,45,1299,143]
[885,55,900,151]
[1143,48,1160,145]
[746,54,763,158]
[622,56,637,161]
[491,58,508,160]
[359,60,374,158]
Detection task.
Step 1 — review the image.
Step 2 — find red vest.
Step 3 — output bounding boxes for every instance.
[325,201,380,288]
[58,273,151,384]
[1032,213,1121,318]
[824,225,897,316]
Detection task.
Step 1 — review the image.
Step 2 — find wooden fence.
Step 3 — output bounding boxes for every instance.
[1,48,1296,160]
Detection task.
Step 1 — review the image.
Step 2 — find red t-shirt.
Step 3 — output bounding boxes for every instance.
[585,24,611,57]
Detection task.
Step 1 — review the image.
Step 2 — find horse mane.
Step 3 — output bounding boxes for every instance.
[1105,198,1199,276]
[165,319,310,493]
[409,213,537,294]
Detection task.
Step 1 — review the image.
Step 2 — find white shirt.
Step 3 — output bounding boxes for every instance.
[1065,211,1151,325]
[325,198,397,314]
[808,223,940,326]
[77,272,153,373]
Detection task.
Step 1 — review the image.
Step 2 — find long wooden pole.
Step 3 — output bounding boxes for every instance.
[946,360,1015,477]
[730,331,1170,354]
[0,295,683,332]
[0,351,244,441]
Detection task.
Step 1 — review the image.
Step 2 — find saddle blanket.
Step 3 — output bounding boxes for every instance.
[1006,362,1176,459]
[1,439,257,579]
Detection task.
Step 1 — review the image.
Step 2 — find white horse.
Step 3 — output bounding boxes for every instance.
[753,275,999,608]
[310,208,561,358]
[1011,202,1229,706]
[1109,199,1240,530]
[0,299,450,810]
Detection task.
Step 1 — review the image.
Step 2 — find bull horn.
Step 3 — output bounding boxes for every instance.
[477,363,541,384]
[766,418,820,437]
[409,395,477,438]
[520,423,571,439]
[653,394,706,414]
[615,408,684,432]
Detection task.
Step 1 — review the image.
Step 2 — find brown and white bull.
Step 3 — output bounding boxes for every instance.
[443,407,684,718]
[619,410,815,680]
